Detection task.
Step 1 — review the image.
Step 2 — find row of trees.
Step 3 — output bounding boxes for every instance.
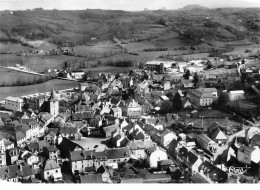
[1,76,50,87]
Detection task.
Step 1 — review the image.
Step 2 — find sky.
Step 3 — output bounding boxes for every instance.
[0,0,260,11]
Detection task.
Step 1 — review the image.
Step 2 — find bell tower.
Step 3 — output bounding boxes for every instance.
[49,88,59,117]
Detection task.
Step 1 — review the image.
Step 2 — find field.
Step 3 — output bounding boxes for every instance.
[0,67,48,86]
[73,44,122,57]
[0,79,77,100]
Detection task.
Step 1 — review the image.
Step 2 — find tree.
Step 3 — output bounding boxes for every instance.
[160,100,173,114]
[183,69,191,80]
[192,72,199,88]
[217,92,229,108]
[172,92,182,112]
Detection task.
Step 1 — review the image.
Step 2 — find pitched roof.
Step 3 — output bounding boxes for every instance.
[44,159,60,171]
[103,124,120,135]
[190,172,211,183]
[105,147,130,159]
[211,128,227,141]
[158,159,174,166]
[59,127,77,134]
[38,140,50,150]
[187,151,198,165]
[80,174,103,183]
[46,145,58,152]
[20,165,34,177]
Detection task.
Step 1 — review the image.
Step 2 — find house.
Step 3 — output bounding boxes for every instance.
[70,150,99,174]
[160,130,177,148]
[22,152,40,167]
[125,99,142,119]
[209,127,227,145]
[189,88,218,107]
[41,159,62,182]
[237,145,260,165]
[23,120,41,140]
[196,134,217,153]
[58,127,80,141]
[126,139,155,160]
[228,90,245,101]
[182,80,193,89]
[44,131,56,144]
[69,147,130,174]
[26,142,39,154]
[7,147,22,165]
[5,96,23,112]
[44,145,59,161]
[145,61,165,73]
[198,161,228,183]
[158,159,174,171]
[251,133,260,147]
[111,130,129,148]
[103,124,120,138]
[190,172,211,183]
[79,174,103,183]
[38,112,54,135]
[111,106,122,118]
[147,148,168,168]
[0,165,20,183]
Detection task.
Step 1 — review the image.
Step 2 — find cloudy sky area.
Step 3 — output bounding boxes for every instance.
[0,0,260,11]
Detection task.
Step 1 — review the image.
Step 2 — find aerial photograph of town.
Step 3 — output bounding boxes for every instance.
[0,0,260,185]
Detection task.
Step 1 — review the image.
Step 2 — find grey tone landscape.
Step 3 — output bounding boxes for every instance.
[0,0,260,184]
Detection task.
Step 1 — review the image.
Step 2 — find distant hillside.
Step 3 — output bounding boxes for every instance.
[180,4,209,11]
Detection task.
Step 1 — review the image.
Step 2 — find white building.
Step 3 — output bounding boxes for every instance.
[5,96,23,112]
[42,159,62,182]
[148,148,168,168]
[49,88,59,117]
[237,145,260,165]
[228,90,245,101]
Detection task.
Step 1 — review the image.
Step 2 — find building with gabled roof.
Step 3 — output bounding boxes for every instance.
[189,88,217,107]
[41,159,62,182]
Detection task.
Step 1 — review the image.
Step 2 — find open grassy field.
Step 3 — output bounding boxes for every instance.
[0,79,77,100]
[73,44,122,57]
[0,67,48,86]
[0,54,24,66]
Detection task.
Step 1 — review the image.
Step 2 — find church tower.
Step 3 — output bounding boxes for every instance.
[49,88,59,117]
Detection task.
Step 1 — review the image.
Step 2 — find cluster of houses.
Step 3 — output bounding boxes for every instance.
[0,59,260,183]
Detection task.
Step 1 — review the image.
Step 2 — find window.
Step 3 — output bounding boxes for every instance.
[113,160,116,162]
[47,172,49,175]
[56,170,58,173]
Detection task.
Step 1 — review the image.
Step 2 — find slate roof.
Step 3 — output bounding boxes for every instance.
[80,174,103,183]
[187,151,199,165]
[158,159,174,166]
[103,124,119,135]
[105,147,130,159]
[59,127,77,134]
[20,165,35,177]
[46,145,58,152]
[44,159,60,171]
[16,131,26,141]
[198,161,228,183]
[27,142,39,152]
[190,172,210,183]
